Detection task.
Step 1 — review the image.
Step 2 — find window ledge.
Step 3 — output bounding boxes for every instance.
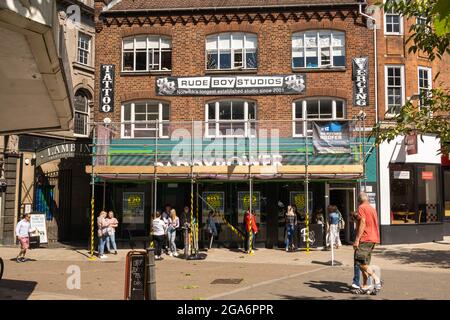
[205,69,258,75]
[73,62,95,73]
[292,67,346,73]
[120,70,172,76]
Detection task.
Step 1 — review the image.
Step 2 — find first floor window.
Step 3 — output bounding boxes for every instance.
[121,101,169,138]
[385,65,404,115]
[292,30,345,68]
[390,163,441,224]
[74,90,90,136]
[385,7,402,34]
[206,100,256,137]
[418,66,432,108]
[293,98,345,136]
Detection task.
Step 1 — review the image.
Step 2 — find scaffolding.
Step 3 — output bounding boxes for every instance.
[87,118,369,258]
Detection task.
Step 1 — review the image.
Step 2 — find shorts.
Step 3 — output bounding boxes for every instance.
[354,242,375,266]
[19,237,30,250]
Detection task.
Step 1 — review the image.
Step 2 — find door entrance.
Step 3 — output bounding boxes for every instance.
[328,187,356,244]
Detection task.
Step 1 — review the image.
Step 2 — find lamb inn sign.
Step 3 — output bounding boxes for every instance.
[36,142,91,166]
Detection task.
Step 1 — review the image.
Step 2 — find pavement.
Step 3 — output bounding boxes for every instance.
[0,238,450,300]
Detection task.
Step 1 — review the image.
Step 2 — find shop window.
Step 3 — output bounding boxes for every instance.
[292,30,345,69]
[384,7,403,34]
[418,67,432,108]
[121,101,169,138]
[122,36,172,72]
[74,90,90,136]
[390,164,441,224]
[206,33,257,70]
[444,169,450,220]
[385,65,405,116]
[205,100,256,137]
[293,98,345,136]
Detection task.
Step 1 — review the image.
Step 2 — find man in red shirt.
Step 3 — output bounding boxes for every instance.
[353,192,382,294]
[244,210,258,254]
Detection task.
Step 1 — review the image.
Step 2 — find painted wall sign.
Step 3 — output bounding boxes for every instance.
[156,74,306,96]
[100,64,115,112]
[404,132,418,155]
[352,57,369,107]
[35,142,91,166]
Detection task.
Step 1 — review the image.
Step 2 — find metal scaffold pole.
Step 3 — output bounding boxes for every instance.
[304,118,310,254]
[88,124,96,260]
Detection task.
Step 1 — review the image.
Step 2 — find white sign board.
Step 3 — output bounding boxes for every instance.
[30,214,48,244]
[393,171,410,179]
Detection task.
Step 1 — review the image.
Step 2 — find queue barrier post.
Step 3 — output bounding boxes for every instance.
[145,248,157,300]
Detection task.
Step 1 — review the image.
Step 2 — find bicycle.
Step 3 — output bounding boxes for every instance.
[0,256,4,280]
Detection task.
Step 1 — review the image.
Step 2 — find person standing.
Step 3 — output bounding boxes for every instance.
[15,213,32,263]
[285,206,297,252]
[206,210,218,249]
[326,205,342,249]
[167,209,180,257]
[106,211,119,255]
[97,211,110,259]
[244,210,258,253]
[152,211,167,260]
[162,204,171,255]
[353,192,382,294]
[350,211,361,289]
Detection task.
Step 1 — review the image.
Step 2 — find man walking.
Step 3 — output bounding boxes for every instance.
[353,192,382,294]
[15,213,32,263]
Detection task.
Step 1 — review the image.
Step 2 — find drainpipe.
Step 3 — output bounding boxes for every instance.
[359,1,382,242]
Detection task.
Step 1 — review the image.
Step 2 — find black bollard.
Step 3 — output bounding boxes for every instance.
[145,248,157,300]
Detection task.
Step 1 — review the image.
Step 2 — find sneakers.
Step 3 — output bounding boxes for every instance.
[16,257,24,263]
[173,252,179,257]
[351,283,360,289]
[99,254,108,259]
[285,247,289,252]
[169,252,173,257]
[114,251,118,255]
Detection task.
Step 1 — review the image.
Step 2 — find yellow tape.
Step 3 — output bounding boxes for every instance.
[218,213,245,241]
[89,197,95,259]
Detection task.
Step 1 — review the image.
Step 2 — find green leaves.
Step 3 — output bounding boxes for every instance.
[432,0,450,36]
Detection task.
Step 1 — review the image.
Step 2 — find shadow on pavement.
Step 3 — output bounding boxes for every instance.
[276,294,372,300]
[0,279,37,300]
[311,260,343,266]
[304,280,353,294]
[378,248,450,268]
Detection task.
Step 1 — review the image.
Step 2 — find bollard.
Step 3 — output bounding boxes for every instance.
[146,248,157,300]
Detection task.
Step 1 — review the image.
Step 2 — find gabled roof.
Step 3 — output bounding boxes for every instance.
[104,0,363,12]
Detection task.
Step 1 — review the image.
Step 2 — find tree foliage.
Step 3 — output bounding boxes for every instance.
[372,0,450,154]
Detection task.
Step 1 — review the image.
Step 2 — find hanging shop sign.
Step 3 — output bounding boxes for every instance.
[35,142,91,167]
[100,64,115,112]
[156,74,306,96]
[30,213,48,244]
[404,132,418,155]
[352,57,369,107]
[312,121,351,154]
[421,171,434,180]
[122,192,145,225]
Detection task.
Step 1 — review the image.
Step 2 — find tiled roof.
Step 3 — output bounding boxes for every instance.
[105,0,362,12]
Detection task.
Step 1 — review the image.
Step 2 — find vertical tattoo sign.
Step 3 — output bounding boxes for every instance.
[352,57,369,107]
[100,64,115,113]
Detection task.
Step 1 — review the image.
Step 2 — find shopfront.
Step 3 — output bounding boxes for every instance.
[442,150,450,235]
[379,135,445,244]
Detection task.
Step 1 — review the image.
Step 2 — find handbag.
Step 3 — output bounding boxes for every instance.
[338,212,345,230]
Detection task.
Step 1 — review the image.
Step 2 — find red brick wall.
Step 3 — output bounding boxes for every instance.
[94,3,376,138]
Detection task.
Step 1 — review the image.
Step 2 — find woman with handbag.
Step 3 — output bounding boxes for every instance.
[97,211,110,259]
[167,209,180,257]
[106,211,119,255]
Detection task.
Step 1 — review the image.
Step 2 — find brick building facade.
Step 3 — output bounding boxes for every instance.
[91,0,381,250]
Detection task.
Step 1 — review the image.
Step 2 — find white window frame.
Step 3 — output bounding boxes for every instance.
[121,35,172,72]
[73,93,90,137]
[292,30,346,69]
[205,33,258,70]
[205,100,256,138]
[384,5,403,35]
[385,65,405,117]
[418,66,432,108]
[121,101,169,139]
[292,98,345,137]
[77,32,91,65]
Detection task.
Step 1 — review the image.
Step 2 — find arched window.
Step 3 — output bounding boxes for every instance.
[292,30,345,68]
[73,89,91,136]
[121,101,170,138]
[206,33,257,70]
[122,35,172,72]
[292,98,345,136]
[206,100,256,137]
